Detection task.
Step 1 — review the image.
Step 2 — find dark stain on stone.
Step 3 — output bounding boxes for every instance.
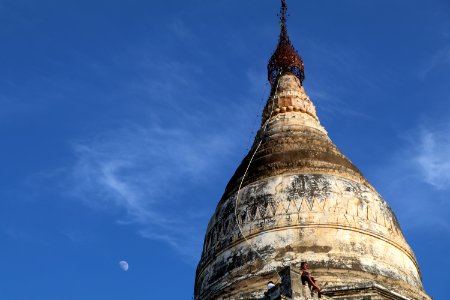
[285,174,331,204]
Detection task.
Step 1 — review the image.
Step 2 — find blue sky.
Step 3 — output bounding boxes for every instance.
[1,0,449,299]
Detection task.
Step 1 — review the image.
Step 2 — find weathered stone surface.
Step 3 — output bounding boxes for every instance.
[221,75,366,202]
[194,74,431,300]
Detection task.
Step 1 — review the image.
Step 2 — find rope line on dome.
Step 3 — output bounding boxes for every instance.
[233,0,303,287]
[245,81,270,152]
[234,70,283,284]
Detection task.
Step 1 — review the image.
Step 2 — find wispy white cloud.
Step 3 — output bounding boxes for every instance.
[370,121,450,232]
[412,125,450,190]
[18,16,266,260]
[59,228,93,243]
[420,45,450,79]
[308,88,371,119]
[168,19,199,44]
[4,227,48,246]
[68,119,237,260]
[61,36,259,259]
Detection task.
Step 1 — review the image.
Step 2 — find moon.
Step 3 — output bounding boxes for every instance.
[119,260,129,272]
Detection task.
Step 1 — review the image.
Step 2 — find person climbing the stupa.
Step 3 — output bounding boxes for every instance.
[300,261,322,298]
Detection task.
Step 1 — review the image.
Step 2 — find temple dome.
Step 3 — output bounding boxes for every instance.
[195,71,428,299]
[194,2,431,300]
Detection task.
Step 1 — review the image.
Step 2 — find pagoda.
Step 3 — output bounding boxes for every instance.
[194,1,432,299]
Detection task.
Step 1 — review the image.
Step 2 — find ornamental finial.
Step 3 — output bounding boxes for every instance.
[268,0,305,86]
[280,0,288,40]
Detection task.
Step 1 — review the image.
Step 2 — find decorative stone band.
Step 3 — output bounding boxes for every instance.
[262,74,319,125]
[325,282,420,299]
[195,174,423,299]
[262,89,319,123]
[201,174,413,262]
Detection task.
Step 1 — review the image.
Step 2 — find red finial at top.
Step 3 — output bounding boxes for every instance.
[268,0,305,86]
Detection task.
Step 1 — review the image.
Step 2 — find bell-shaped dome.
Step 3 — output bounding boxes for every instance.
[195,72,428,300]
[194,1,431,300]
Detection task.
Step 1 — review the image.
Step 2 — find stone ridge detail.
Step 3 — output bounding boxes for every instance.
[202,174,407,259]
[196,174,421,300]
[262,75,319,124]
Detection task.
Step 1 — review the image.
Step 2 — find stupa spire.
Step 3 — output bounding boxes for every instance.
[268,0,305,85]
[280,0,288,40]
[280,0,289,40]
[195,2,432,300]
